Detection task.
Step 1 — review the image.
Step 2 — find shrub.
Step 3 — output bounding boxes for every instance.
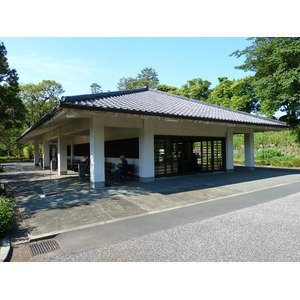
[255,149,282,160]
[292,157,300,168]
[0,196,16,237]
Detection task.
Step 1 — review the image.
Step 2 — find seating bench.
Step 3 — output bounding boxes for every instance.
[123,164,135,180]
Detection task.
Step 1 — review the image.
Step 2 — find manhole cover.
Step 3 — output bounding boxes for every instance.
[29,239,60,256]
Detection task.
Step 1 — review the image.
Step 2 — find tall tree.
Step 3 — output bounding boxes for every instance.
[117,77,140,90]
[180,78,211,101]
[136,67,159,88]
[117,67,159,90]
[90,83,103,93]
[157,78,211,101]
[208,77,233,107]
[208,76,258,113]
[156,84,182,95]
[20,80,64,127]
[231,37,300,127]
[0,42,25,130]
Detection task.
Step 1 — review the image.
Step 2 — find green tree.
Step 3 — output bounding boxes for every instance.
[0,42,25,130]
[90,83,103,93]
[208,77,233,107]
[136,67,159,88]
[117,77,140,90]
[231,37,300,126]
[20,80,64,127]
[208,76,258,113]
[117,67,159,90]
[156,84,182,95]
[180,78,211,101]
[157,78,211,101]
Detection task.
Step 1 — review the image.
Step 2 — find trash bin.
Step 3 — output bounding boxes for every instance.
[78,164,86,178]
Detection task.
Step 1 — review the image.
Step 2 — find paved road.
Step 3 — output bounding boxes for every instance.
[42,181,300,262]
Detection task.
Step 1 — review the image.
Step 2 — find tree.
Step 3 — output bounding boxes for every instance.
[231,37,300,127]
[208,76,258,113]
[117,77,140,90]
[0,42,25,130]
[20,80,64,127]
[208,77,233,107]
[156,84,182,95]
[117,67,159,90]
[90,83,103,93]
[136,67,159,88]
[180,78,211,101]
[157,78,211,102]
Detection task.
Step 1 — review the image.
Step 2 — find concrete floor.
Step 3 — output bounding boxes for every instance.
[2,162,300,243]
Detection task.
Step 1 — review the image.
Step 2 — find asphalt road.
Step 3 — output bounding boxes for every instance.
[42,181,300,262]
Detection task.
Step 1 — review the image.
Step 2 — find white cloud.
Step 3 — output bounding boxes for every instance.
[9,53,105,80]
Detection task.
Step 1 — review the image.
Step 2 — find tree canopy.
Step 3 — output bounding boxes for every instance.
[0,42,25,130]
[20,80,64,127]
[117,67,159,90]
[208,76,258,113]
[157,78,211,102]
[90,83,103,93]
[231,37,300,127]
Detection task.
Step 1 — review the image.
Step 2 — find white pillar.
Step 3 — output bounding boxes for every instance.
[58,136,68,175]
[90,117,105,188]
[245,129,255,170]
[139,119,155,181]
[34,142,39,166]
[70,139,74,166]
[42,140,50,169]
[226,127,234,172]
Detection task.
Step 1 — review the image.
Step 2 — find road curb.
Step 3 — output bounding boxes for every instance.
[0,236,11,262]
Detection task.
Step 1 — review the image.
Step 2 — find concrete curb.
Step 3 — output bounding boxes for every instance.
[0,236,11,262]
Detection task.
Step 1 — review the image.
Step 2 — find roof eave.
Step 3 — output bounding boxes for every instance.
[59,102,289,129]
[16,104,62,142]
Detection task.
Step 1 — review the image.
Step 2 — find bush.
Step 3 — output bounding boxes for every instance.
[255,149,282,159]
[0,196,16,237]
[292,157,300,167]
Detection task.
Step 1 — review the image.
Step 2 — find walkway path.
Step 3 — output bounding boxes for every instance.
[1,162,300,243]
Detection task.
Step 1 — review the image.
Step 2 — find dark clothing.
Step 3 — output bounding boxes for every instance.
[85,157,90,168]
[114,158,128,180]
[121,159,128,172]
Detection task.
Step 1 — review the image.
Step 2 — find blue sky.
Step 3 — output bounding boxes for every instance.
[1,37,254,96]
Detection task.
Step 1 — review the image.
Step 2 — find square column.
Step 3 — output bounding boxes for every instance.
[90,117,105,188]
[70,139,74,166]
[42,140,50,169]
[245,129,255,170]
[58,136,68,175]
[34,142,40,166]
[139,119,155,181]
[226,127,234,172]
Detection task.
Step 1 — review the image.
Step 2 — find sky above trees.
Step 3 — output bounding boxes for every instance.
[0,37,254,96]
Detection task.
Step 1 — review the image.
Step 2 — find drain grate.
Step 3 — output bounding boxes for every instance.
[29,239,60,256]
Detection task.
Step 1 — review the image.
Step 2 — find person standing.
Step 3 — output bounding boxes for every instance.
[29,150,33,162]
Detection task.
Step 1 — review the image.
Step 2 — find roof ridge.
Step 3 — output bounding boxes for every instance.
[149,88,286,126]
[61,86,149,103]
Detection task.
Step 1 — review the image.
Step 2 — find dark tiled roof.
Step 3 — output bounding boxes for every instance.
[60,87,287,128]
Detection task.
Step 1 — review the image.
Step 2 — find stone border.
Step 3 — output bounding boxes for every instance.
[0,236,11,262]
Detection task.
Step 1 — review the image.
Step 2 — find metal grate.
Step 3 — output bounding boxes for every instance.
[29,239,60,256]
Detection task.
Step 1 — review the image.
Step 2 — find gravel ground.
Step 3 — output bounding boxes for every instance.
[43,192,300,262]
